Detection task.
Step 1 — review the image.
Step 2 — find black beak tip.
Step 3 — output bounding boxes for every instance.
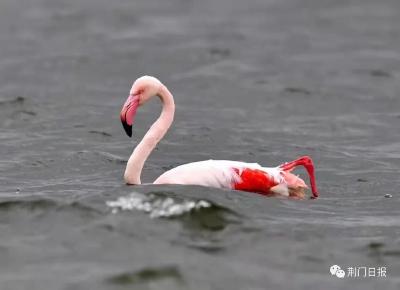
[122,121,132,137]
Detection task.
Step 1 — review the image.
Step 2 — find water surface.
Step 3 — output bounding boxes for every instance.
[1,0,400,289]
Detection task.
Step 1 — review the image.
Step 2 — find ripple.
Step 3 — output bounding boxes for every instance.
[0,199,57,211]
[106,266,183,286]
[0,96,25,105]
[88,130,112,137]
[73,150,126,164]
[0,198,101,218]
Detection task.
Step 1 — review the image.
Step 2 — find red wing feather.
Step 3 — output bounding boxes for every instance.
[233,168,278,195]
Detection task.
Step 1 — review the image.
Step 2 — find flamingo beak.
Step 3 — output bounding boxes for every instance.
[120,94,140,137]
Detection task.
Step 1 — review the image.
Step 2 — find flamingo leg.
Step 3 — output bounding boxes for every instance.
[279,156,319,198]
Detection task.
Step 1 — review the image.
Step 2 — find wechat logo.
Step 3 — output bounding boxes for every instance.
[330,265,345,278]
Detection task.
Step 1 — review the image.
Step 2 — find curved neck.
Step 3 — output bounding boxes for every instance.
[124,85,175,184]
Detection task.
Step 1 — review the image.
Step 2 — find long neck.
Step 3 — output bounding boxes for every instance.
[124,85,175,184]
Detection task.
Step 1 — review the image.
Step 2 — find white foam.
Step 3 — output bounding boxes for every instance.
[106,192,211,218]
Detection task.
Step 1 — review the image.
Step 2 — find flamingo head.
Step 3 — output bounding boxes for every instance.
[270,171,308,199]
[120,93,139,137]
[120,76,162,137]
[281,171,308,199]
[272,156,319,199]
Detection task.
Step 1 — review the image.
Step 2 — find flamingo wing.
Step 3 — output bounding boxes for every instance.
[232,167,280,195]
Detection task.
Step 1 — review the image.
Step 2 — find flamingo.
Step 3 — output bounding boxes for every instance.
[120,76,319,199]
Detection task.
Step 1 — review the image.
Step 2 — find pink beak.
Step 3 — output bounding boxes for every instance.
[120,94,140,137]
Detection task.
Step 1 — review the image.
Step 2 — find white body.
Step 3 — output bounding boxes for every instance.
[154,159,283,189]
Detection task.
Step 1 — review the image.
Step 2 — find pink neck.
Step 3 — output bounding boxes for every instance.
[124,85,175,184]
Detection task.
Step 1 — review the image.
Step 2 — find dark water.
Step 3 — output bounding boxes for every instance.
[1,0,400,289]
